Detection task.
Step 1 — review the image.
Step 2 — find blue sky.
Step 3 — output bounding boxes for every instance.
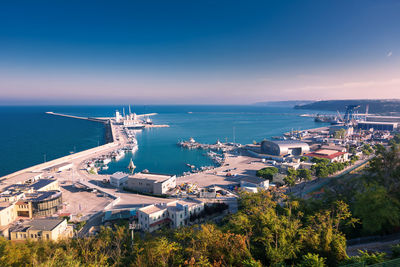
[0,0,399,104]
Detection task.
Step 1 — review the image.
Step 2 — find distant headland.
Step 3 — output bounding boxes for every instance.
[293,99,400,115]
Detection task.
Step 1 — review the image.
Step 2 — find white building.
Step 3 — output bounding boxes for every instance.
[138,199,204,232]
[126,172,176,195]
[110,172,129,188]
[115,110,122,123]
[240,177,269,193]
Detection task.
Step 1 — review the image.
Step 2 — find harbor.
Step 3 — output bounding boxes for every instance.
[1,104,400,243]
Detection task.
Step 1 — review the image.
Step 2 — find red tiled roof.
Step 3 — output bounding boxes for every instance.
[305,151,346,160]
[149,218,171,227]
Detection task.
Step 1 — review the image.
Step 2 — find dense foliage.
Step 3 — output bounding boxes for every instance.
[0,190,358,267]
[256,167,278,181]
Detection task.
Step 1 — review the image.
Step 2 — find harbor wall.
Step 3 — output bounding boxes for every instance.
[0,141,119,180]
[104,121,114,143]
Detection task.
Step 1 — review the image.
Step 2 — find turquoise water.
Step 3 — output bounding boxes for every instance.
[0,105,327,176]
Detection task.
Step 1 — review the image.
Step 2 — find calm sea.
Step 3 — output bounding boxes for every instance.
[0,105,327,176]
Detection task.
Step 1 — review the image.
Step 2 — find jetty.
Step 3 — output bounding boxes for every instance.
[46,112,109,123]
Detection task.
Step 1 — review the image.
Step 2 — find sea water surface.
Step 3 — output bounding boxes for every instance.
[0,105,327,177]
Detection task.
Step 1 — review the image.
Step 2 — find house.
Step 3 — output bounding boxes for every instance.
[9,218,73,241]
[126,172,176,195]
[305,149,349,163]
[138,199,204,232]
[109,172,129,188]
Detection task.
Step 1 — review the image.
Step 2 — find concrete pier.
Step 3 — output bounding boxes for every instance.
[46,112,109,123]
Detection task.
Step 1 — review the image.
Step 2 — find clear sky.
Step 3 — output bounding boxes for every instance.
[0,0,399,104]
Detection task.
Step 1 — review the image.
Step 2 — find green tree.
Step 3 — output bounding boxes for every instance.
[256,167,278,181]
[300,156,308,162]
[354,184,400,234]
[301,201,356,266]
[334,129,346,139]
[298,169,312,181]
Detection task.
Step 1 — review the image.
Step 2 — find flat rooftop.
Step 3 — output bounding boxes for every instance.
[358,121,398,126]
[139,204,166,215]
[30,179,57,191]
[305,151,346,160]
[175,199,202,208]
[130,172,174,183]
[314,149,339,156]
[24,190,61,202]
[0,172,43,190]
[110,172,129,180]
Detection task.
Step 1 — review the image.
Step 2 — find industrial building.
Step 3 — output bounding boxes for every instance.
[260,140,310,156]
[305,149,349,163]
[125,172,176,195]
[357,121,398,131]
[138,199,204,232]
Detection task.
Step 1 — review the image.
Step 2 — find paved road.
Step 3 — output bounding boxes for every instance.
[78,211,104,237]
[291,156,374,197]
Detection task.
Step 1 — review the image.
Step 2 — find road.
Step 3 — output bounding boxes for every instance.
[291,155,374,198]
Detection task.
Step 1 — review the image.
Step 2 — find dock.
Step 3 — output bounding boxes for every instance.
[46,112,109,123]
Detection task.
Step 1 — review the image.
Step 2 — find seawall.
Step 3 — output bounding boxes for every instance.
[0,141,119,180]
[1,113,119,180]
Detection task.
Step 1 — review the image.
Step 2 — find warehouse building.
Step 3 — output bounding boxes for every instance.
[125,172,176,195]
[357,121,398,131]
[260,140,310,156]
[305,149,349,163]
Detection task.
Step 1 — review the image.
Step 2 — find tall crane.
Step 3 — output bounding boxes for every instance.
[344,105,360,125]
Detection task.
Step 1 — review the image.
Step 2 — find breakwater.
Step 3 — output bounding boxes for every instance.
[46,112,109,123]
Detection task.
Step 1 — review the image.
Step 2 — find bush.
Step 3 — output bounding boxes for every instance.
[343,250,387,265]
[391,244,400,258]
[256,167,278,181]
[298,253,326,267]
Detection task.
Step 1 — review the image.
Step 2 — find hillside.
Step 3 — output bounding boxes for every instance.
[294,99,400,114]
[254,100,314,107]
